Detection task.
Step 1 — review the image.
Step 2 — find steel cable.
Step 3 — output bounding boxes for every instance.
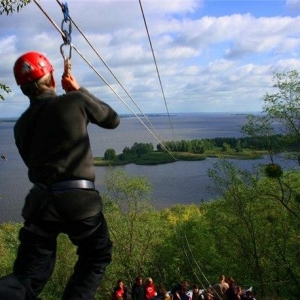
[32,0,176,159]
[54,0,170,151]
[138,0,176,143]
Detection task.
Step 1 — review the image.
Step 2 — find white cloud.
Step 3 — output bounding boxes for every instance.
[286,0,300,13]
[1,0,300,118]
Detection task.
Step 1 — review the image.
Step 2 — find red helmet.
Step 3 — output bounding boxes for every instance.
[13,51,54,85]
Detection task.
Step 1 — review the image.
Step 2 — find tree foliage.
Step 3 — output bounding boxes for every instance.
[0,83,11,101]
[242,70,300,160]
[264,70,300,139]
[123,142,154,157]
[207,159,300,298]
[0,0,31,100]
[1,165,300,299]
[101,169,169,291]
[3,70,300,300]
[104,148,117,161]
[241,71,300,215]
[0,0,31,15]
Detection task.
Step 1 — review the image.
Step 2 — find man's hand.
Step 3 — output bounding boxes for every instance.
[61,74,80,92]
[61,58,80,92]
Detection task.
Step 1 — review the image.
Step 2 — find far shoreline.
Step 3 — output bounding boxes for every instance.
[93,150,266,167]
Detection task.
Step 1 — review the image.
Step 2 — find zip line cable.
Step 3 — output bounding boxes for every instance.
[174,225,222,299]
[31,4,274,291]
[33,4,233,295]
[175,229,206,289]
[32,0,177,160]
[138,0,176,140]
[183,233,223,300]
[54,0,169,149]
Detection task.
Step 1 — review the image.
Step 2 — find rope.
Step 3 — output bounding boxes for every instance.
[32,0,177,160]
[138,0,176,142]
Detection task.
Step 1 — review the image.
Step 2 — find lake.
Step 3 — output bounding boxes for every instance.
[0,112,296,223]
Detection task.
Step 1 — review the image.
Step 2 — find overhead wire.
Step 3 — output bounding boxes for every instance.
[32,0,176,160]
[138,0,176,140]
[139,2,214,288]
[172,219,224,298]
[33,1,224,294]
[175,228,206,289]
[31,1,228,294]
[54,0,169,151]
[183,233,223,300]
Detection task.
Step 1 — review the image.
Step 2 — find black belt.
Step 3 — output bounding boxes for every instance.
[34,180,95,191]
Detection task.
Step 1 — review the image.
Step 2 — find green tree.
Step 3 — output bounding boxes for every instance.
[0,0,31,100]
[127,142,154,157]
[104,148,117,161]
[102,169,168,289]
[242,71,300,159]
[0,83,11,101]
[264,70,300,139]
[0,0,31,15]
[191,140,205,154]
[154,205,218,289]
[241,114,280,162]
[241,70,300,218]
[207,159,300,298]
[235,140,243,152]
[221,142,230,152]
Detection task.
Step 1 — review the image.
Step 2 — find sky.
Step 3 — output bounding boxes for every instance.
[1,0,300,118]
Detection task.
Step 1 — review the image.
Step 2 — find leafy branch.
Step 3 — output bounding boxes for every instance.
[0,83,11,101]
[0,0,31,15]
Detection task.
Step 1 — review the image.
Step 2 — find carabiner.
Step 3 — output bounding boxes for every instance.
[61,19,72,44]
[60,43,72,60]
[60,2,72,60]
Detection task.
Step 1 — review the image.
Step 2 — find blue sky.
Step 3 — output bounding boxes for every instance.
[1,0,300,118]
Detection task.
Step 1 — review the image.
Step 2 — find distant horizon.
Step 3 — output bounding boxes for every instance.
[0,111,262,122]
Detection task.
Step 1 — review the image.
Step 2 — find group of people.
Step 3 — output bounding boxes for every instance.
[112,277,158,300]
[111,276,256,300]
[210,275,256,300]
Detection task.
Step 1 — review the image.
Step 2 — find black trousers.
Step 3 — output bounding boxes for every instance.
[0,212,112,300]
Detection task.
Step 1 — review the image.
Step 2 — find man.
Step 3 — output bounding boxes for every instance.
[212,275,229,300]
[171,280,189,299]
[242,290,256,300]
[131,276,144,300]
[191,284,201,300]
[0,51,120,299]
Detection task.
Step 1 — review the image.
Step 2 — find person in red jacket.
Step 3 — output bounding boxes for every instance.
[144,277,157,300]
[0,51,120,300]
[111,279,128,300]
